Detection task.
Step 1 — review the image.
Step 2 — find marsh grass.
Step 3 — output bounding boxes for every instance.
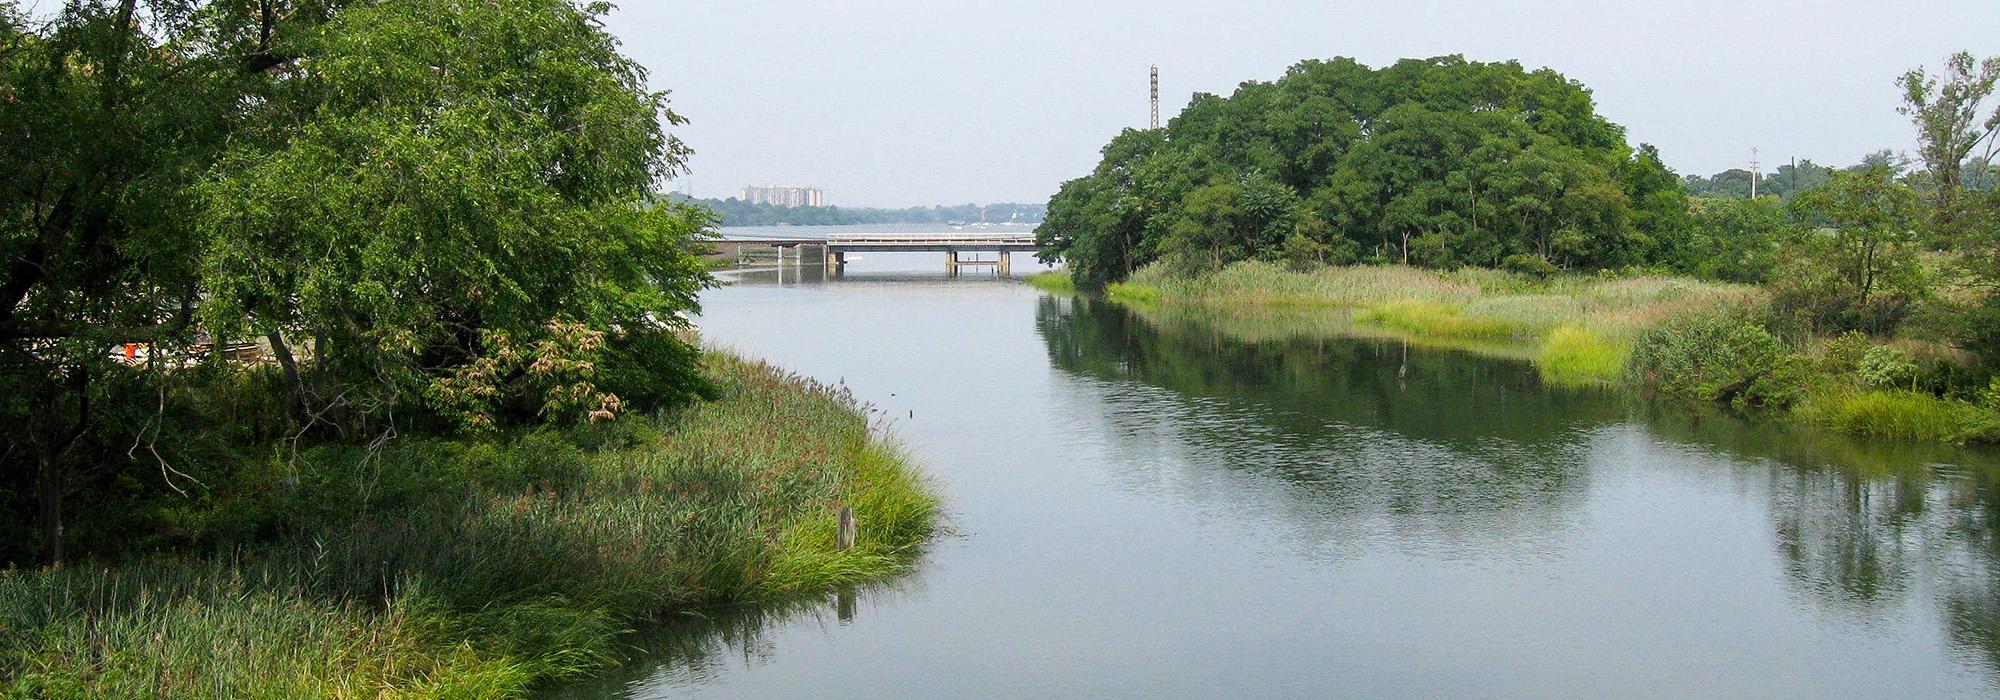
[1113,261,1754,386]
[0,353,936,698]
[1022,270,1074,294]
[1353,300,1520,340]
[1794,388,2000,444]
[1538,325,1630,385]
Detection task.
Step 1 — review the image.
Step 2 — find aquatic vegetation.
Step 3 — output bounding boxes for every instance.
[1538,325,1629,384]
[1023,270,1076,294]
[0,353,936,698]
[1092,260,2000,446]
[1794,388,2000,444]
[1353,300,1520,340]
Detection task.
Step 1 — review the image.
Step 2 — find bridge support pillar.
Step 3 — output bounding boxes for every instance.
[827,250,844,269]
[946,251,959,276]
[997,251,1011,276]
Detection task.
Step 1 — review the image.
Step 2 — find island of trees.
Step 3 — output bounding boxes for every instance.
[1037,54,2000,445]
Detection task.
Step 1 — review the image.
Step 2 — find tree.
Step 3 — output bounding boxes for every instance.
[199,0,712,435]
[1898,52,2000,232]
[1777,167,1925,334]
[1039,56,1677,283]
[1,0,713,564]
[1687,198,1786,283]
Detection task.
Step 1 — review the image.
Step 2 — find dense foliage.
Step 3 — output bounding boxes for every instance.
[1036,56,1690,287]
[0,354,934,696]
[1,0,714,565]
[1043,51,2000,447]
[680,195,1045,227]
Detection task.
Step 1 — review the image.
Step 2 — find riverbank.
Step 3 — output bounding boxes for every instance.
[0,352,936,698]
[1033,261,2000,445]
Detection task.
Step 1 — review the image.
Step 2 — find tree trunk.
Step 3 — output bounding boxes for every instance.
[36,367,90,566]
[269,331,307,415]
[36,448,63,565]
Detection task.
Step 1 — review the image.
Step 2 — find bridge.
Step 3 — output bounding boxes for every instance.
[714,232,1039,274]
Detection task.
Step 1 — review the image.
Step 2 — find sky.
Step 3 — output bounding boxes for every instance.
[604,1,2000,208]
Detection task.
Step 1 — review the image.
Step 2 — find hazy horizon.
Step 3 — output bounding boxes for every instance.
[604,1,2000,209]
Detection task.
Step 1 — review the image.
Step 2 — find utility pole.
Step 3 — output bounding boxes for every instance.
[1150,65,1160,130]
[1749,147,1760,199]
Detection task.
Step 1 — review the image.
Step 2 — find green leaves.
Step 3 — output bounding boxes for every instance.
[191,0,715,433]
[7,0,714,444]
[1038,55,1676,284]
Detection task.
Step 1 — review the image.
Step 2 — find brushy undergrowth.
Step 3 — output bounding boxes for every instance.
[0,353,936,698]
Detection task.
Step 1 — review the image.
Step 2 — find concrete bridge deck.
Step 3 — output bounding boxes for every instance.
[715,232,1038,274]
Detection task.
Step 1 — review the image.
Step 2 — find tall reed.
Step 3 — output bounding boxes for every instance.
[0,352,937,698]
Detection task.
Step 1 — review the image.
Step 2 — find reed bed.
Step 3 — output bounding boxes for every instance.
[1112,261,1754,384]
[0,353,937,698]
[1022,271,1075,294]
[1794,388,2000,444]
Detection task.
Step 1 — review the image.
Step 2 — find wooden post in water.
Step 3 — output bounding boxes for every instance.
[836,506,857,551]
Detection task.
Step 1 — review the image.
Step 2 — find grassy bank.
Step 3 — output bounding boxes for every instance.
[0,353,936,698]
[1108,261,1755,385]
[1067,261,2000,445]
[1022,270,1075,294]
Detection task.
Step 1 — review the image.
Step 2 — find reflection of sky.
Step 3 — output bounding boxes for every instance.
[559,270,2000,699]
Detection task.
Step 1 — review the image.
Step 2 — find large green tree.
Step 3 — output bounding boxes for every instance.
[1775,167,1925,334]
[1,0,712,563]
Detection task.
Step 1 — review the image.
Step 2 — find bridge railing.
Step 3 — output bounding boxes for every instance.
[825,234,1036,245]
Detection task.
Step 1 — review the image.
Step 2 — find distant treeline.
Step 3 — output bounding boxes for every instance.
[668,194,1046,227]
[1682,150,1998,201]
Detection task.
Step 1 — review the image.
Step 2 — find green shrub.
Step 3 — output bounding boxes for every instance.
[1817,331,1872,375]
[1501,253,1558,279]
[1628,311,1811,408]
[1857,346,1918,390]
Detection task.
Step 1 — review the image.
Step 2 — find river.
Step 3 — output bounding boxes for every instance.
[549,246,2000,698]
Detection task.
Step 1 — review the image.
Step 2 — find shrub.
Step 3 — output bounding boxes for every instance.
[1628,311,1811,408]
[1501,253,1558,279]
[1857,346,1918,390]
[1817,331,1872,375]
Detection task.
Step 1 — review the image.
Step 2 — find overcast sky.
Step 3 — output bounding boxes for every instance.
[604,1,2000,208]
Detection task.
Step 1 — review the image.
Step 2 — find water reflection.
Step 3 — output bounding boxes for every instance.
[1037,295,2000,684]
[559,281,2000,698]
[542,580,917,700]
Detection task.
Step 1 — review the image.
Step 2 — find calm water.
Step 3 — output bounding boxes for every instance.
[553,251,2000,699]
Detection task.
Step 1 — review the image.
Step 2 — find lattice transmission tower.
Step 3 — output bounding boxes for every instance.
[1150,65,1160,129]
[1750,147,1760,198]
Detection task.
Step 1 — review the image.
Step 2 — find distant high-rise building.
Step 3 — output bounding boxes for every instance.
[741,185,825,208]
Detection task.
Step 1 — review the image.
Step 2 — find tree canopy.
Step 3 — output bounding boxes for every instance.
[1,0,713,563]
[1035,56,1690,287]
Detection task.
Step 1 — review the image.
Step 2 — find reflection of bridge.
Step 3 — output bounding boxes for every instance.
[716,232,1038,274]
